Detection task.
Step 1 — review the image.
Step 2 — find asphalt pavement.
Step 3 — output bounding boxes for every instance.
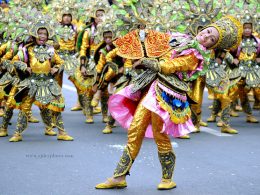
[0,77,259,195]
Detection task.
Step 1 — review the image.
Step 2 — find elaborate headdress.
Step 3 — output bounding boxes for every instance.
[145,0,181,32]
[96,10,119,42]
[174,0,243,50]
[232,0,259,33]
[0,7,28,40]
[85,0,110,23]
[173,0,241,36]
[0,7,8,38]
[14,7,59,40]
[9,0,47,11]
[207,15,243,50]
[111,0,180,32]
[48,0,86,22]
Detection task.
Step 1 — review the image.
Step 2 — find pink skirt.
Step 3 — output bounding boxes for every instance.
[108,81,195,138]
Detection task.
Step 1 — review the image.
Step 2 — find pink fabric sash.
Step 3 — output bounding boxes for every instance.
[108,81,195,138]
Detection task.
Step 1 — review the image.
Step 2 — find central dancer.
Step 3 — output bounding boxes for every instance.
[96,1,242,190]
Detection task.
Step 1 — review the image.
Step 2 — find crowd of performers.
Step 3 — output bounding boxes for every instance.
[0,0,259,191]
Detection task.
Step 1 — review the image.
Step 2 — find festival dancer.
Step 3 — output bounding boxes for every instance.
[7,9,73,142]
[231,7,259,123]
[172,0,225,137]
[76,0,110,123]
[206,49,241,134]
[93,12,137,133]
[95,1,242,190]
[50,0,86,112]
[0,8,40,138]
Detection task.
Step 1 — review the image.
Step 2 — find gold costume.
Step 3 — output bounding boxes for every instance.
[206,50,240,133]
[235,36,260,119]
[77,25,105,123]
[106,30,200,187]
[8,44,72,142]
[127,98,173,159]
[56,26,77,86]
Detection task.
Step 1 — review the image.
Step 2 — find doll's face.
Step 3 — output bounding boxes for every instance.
[94,10,105,25]
[243,23,252,38]
[62,14,72,25]
[36,28,48,45]
[103,31,113,45]
[196,27,219,48]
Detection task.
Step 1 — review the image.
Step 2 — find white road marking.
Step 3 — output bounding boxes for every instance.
[200,127,233,137]
[108,142,179,151]
[63,84,76,92]
[171,142,179,148]
[108,144,125,151]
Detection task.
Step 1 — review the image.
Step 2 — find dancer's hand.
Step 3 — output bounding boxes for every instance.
[80,66,87,77]
[92,84,98,93]
[26,67,32,74]
[119,67,124,74]
[51,67,58,75]
[133,59,142,69]
[233,58,239,65]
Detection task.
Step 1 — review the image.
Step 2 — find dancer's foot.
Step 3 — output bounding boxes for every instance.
[95,177,127,189]
[157,179,177,190]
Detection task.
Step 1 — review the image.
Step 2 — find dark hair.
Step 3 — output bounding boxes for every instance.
[95,9,105,17]
[243,23,252,28]
[103,31,112,35]
[37,28,49,37]
[137,24,146,29]
[62,13,73,21]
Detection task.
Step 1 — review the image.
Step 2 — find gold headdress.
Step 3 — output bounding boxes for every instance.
[146,0,181,32]
[184,0,223,35]
[16,7,59,40]
[0,7,9,38]
[9,0,46,11]
[232,0,259,32]
[112,0,180,32]
[96,10,119,42]
[207,15,243,50]
[48,0,86,22]
[85,0,110,22]
[174,0,240,36]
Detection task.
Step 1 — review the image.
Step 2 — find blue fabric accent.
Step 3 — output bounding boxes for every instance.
[160,91,189,110]
[181,101,189,109]
[161,91,170,103]
[172,99,182,108]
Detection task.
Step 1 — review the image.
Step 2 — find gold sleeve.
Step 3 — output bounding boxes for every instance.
[53,51,64,69]
[104,67,117,82]
[59,39,76,51]
[79,30,90,57]
[1,50,14,62]
[0,43,7,57]
[123,59,133,69]
[11,54,20,63]
[96,53,106,74]
[106,48,118,62]
[159,52,199,75]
